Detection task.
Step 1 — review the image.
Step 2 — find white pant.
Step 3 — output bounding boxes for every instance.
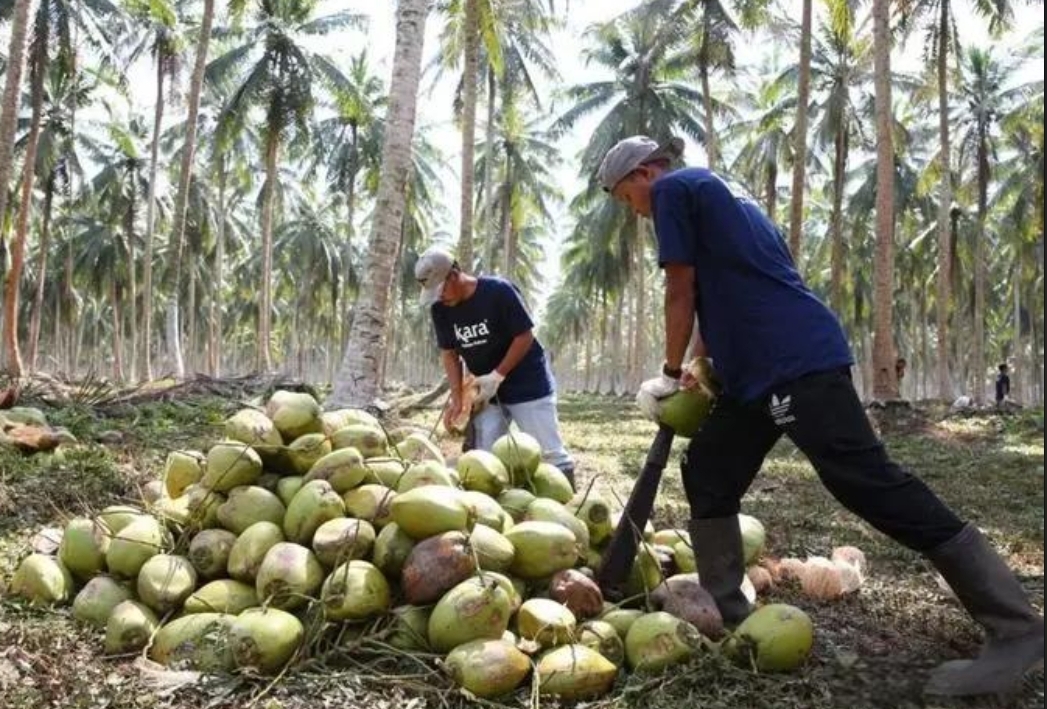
[472,394,573,471]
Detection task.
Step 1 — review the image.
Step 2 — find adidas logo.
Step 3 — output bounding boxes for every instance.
[770,394,795,425]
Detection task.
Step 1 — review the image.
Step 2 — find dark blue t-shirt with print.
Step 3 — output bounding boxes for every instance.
[651,167,853,403]
[431,276,554,404]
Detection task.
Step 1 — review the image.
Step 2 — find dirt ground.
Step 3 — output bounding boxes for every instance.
[0,393,1042,709]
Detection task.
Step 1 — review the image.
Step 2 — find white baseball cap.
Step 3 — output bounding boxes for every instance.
[415,246,457,306]
[597,135,684,192]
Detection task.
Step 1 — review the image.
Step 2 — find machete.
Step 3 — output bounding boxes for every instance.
[596,424,675,594]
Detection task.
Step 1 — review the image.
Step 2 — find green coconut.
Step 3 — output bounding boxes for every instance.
[342,484,396,527]
[401,531,478,605]
[331,424,387,458]
[227,521,285,582]
[461,490,508,531]
[303,448,368,493]
[497,488,537,523]
[150,495,192,527]
[96,505,145,536]
[216,486,286,535]
[283,480,346,545]
[224,408,283,463]
[469,524,515,572]
[321,408,380,436]
[537,644,618,699]
[183,484,225,530]
[444,639,532,698]
[427,577,514,653]
[739,514,767,565]
[70,575,132,630]
[150,613,236,671]
[184,579,259,615]
[321,560,391,621]
[276,476,305,507]
[59,516,111,581]
[390,486,472,539]
[394,432,445,464]
[372,522,416,580]
[202,441,263,492]
[11,553,74,605]
[105,600,159,654]
[388,605,431,651]
[282,433,331,476]
[457,450,510,497]
[570,495,614,546]
[532,463,574,503]
[266,390,323,440]
[652,528,691,547]
[723,603,814,672]
[625,542,665,597]
[486,571,524,614]
[230,607,304,674]
[312,518,376,567]
[657,385,715,438]
[188,528,238,580]
[505,521,578,579]
[4,406,47,426]
[255,542,324,610]
[624,611,703,672]
[526,499,590,555]
[491,431,542,484]
[578,620,626,667]
[106,516,168,578]
[600,608,644,640]
[673,541,697,574]
[518,598,577,647]
[137,554,198,614]
[361,457,407,488]
[396,460,455,492]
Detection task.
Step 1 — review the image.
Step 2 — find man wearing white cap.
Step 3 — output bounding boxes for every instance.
[597,135,1042,697]
[414,247,575,485]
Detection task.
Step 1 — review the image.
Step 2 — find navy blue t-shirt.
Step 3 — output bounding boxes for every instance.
[431,276,554,404]
[651,167,853,402]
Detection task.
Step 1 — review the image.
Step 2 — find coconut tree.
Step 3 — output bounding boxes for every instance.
[898,0,1016,400]
[207,0,362,372]
[330,0,431,406]
[786,0,813,260]
[954,45,1030,401]
[553,0,706,389]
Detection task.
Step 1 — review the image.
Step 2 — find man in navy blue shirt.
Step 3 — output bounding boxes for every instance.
[415,246,575,484]
[597,135,1042,697]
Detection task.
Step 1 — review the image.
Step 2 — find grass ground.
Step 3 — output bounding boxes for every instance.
[0,392,1042,709]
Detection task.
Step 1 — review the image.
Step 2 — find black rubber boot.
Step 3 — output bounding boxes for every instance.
[925,524,1045,696]
[689,516,752,626]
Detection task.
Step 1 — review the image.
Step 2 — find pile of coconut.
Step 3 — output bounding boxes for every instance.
[8,390,827,700]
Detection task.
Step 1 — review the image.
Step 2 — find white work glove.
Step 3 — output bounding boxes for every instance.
[474,371,505,404]
[635,373,681,422]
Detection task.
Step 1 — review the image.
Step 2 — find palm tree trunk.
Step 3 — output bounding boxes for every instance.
[787,0,812,259]
[934,0,953,400]
[829,126,847,316]
[698,26,718,169]
[481,68,497,271]
[141,58,167,381]
[208,160,226,376]
[330,0,430,407]
[921,284,930,399]
[258,131,279,372]
[126,187,139,383]
[765,160,778,222]
[167,0,215,378]
[457,0,479,270]
[1,14,47,376]
[111,281,124,381]
[501,177,512,274]
[632,218,648,391]
[28,180,55,371]
[1012,261,1021,398]
[870,0,897,401]
[188,266,197,373]
[0,0,38,336]
[972,128,989,403]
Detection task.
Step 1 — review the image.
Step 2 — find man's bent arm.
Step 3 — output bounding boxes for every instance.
[495,331,535,377]
[441,350,464,394]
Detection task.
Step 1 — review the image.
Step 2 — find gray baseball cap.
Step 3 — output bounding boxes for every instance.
[415,246,456,306]
[597,135,684,192]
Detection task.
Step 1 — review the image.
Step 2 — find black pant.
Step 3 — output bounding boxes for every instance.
[681,368,964,551]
